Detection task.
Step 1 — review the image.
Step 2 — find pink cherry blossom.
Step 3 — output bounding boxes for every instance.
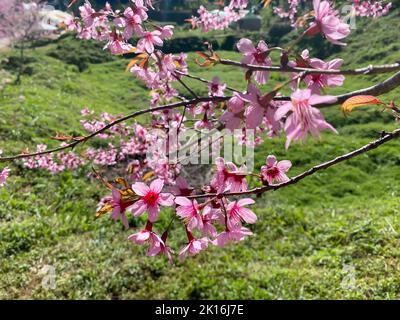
[354,1,392,18]
[179,235,208,260]
[128,221,164,256]
[201,206,218,237]
[79,0,95,27]
[169,176,194,196]
[237,38,272,84]
[275,89,338,148]
[241,84,280,131]
[220,110,242,131]
[225,162,248,193]
[213,227,253,247]
[304,58,345,93]
[175,197,203,232]
[115,6,144,39]
[261,155,292,185]
[226,198,257,230]
[228,93,245,113]
[157,25,174,40]
[104,35,134,55]
[229,0,249,9]
[208,76,226,96]
[137,30,163,53]
[131,179,173,222]
[0,167,10,187]
[306,0,351,45]
[110,188,131,228]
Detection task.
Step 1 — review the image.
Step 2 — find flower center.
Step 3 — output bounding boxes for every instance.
[267,167,280,178]
[253,50,267,63]
[144,191,159,205]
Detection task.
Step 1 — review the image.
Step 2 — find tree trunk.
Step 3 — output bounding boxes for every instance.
[15,40,24,85]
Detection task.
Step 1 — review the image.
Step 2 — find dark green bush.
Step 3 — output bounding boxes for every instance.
[47,34,115,71]
[2,56,36,76]
[162,36,220,53]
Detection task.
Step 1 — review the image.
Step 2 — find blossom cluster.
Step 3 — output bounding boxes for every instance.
[273,0,391,26]
[0,150,10,188]
[5,0,394,261]
[97,155,291,262]
[22,109,180,182]
[189,3,247,32]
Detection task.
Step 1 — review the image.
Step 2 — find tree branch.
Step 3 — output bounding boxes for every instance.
[188,127,400,199]
[219,59,400,76]
[0,96,229,162]
[1,70,399,162]
[319,70,400,107]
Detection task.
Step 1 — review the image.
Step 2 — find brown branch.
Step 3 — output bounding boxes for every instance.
[274,70,400,107]
[219,59,400,76]
[319,70,400,107]
[188,127,400,199]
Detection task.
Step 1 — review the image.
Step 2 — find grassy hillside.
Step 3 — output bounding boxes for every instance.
[0,12,400,299]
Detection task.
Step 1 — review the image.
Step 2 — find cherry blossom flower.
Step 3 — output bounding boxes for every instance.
[288,50,345,92]
[229,0,249,9]
[201,206,218,237]
[354,1,392,17]
[228,93,246,113]
[225,162,248,193]
[137,30,163,53]
[79,0,95,27]
[237,38,272,84]
[260,155,292,185]
[175,197,203,232]
[115,6,144,39]
[306,0,351,45]
[220,110,242,131]
[179,232,208,260]
[110,188,131,228]
[304,58,345,93]
[226,198,257,230]
[0,167,10,187]
[104,35,134,55]
[131,179,174,222]
[213,227,253,247]
[208,76,226,96]
[275,89,338,148]
[169,176,194,196]
[241,84,280,131]
[128,221,164,256]
[157,25,174,40]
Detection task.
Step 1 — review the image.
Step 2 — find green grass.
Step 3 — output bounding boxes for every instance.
[1,12,400,299]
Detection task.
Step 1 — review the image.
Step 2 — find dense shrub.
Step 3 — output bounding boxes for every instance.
[162,36,220,54]
[47,34,115,71]
[2,55,36,76]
